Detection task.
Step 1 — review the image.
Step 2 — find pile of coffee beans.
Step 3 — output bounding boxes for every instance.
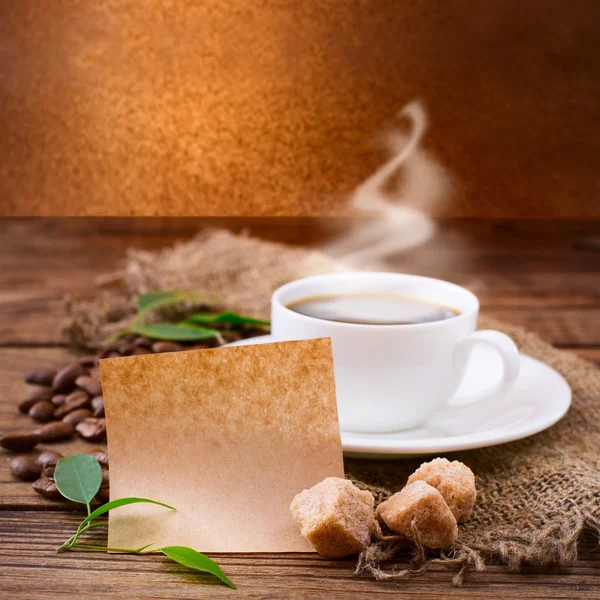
[3,329,262,501]
[4,335,226,454]
[10,448,109,503]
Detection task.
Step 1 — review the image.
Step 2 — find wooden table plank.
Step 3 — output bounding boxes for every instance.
[0,348,107,508]
[3,298,598,347]
[0,512,598,599]
[0,337,599,598]
[1,218,599,347]
[570,348,600,366]
[1,344,598,510]
[0,218,599,598]
[479,308,600,346]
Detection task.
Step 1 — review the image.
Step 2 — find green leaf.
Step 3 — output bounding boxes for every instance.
[161,546,236,589]
[185,311,270,328]
[135,541,159,553]
[137,291,215,317]
[79,497,176,529]
[138,291,182,312]
[128,322,222,341]
[55,454,103,505]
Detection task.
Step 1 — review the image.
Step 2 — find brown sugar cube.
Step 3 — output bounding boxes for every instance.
[290,477,379,558]
[407,457,476,523]
[376,481,458,549]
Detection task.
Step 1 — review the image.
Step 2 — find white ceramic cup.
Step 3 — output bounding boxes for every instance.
[271,272,520,433]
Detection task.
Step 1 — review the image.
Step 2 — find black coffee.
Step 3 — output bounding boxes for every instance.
[286,293,460,325]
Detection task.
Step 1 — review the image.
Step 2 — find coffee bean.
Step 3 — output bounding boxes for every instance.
[78,356,96,368]
[99,341,120,352]
[96,485,110,504]
[119,343,134,356]
[53,392,91,419]
[18,388,54,414]
[18,397,38,415]
[32,477,62,499]
[66,389,90,402]
[37,450,63,468]
[25,369,58,387]
[35,421,74,443]
[51,394,67,407]
[131,347,152,356]
[62,408,93,426]
[188,343,211,351]
[133,336,152,349]
[0,431,40,452]
[11,456,42,480]
[85,448,109,466]
[221,331,242,343]
[75,375,102,398]
[91,396,105,418]
[28,400,56,423]
[52,364,87,394]
[75,418,106,441]
[89,367,101,381]
[152,341,182,353]
[97,343,121,360]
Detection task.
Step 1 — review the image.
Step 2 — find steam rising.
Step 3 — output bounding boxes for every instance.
[324,101,451,267]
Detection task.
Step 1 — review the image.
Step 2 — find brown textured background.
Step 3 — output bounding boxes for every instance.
[1,0,599,217]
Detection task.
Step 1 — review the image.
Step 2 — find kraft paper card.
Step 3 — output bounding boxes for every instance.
[100,338,344,552]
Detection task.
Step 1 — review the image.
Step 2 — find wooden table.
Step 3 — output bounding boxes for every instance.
[1,218,599,599]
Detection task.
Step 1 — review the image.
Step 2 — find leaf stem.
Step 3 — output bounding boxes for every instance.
[84,521,108,530]
[70,544,160,554]
[57,519,98,552]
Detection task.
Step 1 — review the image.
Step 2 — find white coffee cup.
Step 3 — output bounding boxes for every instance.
[271,272,520,433]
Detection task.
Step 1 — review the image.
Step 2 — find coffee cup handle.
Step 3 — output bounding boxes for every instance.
[443,330,520,415]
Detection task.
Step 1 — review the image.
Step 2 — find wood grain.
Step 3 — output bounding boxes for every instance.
[0,218,598,598]
[569,348,600,366]
[1,218,599,346]
[0,512,599,599]
[0,348,106,509]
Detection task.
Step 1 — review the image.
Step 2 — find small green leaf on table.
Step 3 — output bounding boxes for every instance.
[55,454,103,505]
[186,311,270,328]
[161,546,236,589]
[137,291,212,317]
[128,322,222,341]
[80,497,176,529]
[138,291,184,312]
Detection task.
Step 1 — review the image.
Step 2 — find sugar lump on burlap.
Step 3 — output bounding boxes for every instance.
[64,229,600,586]
[407,457,476,523]
[376,481,458,549]
[291,477,380,558]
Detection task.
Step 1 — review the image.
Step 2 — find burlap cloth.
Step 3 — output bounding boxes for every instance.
[65,230,600,585]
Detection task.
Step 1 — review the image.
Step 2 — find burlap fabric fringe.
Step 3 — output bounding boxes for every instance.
[64,230,600,586]
[347,320,600,584]
[64,230,352,347]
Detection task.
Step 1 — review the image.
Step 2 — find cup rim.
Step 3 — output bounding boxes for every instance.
[272,272,479,331]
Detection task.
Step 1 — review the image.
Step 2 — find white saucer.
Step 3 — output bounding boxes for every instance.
[227,335,571,458]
